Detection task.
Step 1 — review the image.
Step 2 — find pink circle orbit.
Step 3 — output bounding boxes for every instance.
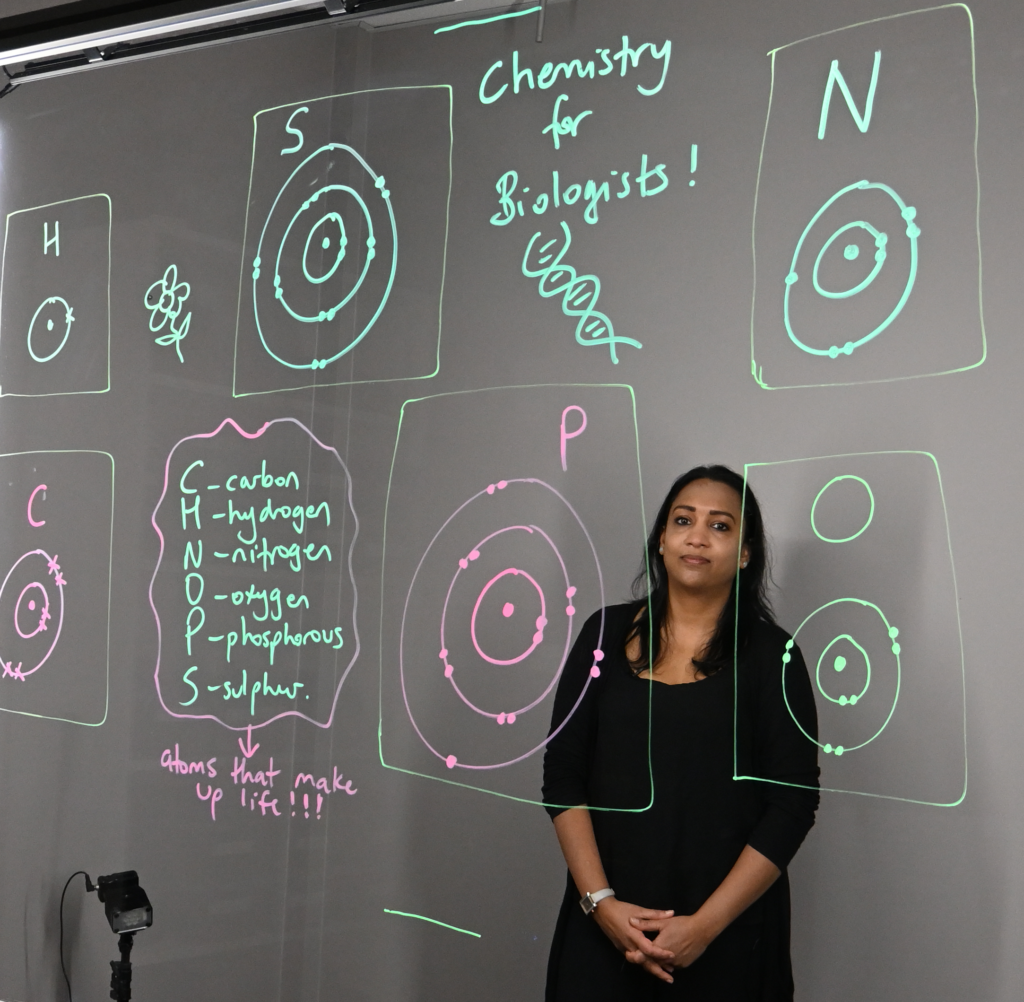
[15,582,49,639]
[470,568,546,666]
[0,549,65,679]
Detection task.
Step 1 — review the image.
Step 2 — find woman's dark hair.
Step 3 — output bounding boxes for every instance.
[626,465,775,677]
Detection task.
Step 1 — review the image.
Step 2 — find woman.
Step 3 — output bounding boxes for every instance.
[542,466,819,1000]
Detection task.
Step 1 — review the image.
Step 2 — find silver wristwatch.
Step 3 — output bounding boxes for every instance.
[579,887,615,915]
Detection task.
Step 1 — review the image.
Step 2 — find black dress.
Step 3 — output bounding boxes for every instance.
[542,604,819,1001]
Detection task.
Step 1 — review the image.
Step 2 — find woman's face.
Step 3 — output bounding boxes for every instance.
[659,479,749,595]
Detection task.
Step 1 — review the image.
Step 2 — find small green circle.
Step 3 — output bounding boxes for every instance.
[811,475,875,543]
[835,746,845,756]
[844,244,860,260]
[816,634,870,706]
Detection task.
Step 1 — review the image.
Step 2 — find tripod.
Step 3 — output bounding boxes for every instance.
[108,932,135,1001]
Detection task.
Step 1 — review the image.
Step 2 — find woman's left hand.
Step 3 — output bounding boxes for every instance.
[627,913,712,969]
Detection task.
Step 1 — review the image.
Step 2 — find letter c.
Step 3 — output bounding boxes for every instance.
[27,484,47,527]
[479,60,508,104]
[180,459,204,495]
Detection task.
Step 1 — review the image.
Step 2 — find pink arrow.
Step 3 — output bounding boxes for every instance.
[237,724,260,759]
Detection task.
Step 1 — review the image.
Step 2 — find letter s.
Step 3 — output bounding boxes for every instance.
[281,106,309,155]
[180,666,199,706]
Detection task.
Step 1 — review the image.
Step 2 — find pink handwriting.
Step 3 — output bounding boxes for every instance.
[559,406,587,471]
[27,484,47,527]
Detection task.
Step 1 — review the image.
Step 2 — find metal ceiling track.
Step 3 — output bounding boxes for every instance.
[0,0,450,91]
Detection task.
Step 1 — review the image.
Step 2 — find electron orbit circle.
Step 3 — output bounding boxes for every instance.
[810,474,875,543]
[0,548,66,680]
[27,296,75,363]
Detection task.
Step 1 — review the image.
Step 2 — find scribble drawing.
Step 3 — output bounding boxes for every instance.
[145,264,192,363]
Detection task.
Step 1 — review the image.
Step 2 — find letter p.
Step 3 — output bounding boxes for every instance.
[560,405,588,471]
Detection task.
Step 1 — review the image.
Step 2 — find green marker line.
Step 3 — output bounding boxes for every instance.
[384,909,481,938]
[434,6,541,34]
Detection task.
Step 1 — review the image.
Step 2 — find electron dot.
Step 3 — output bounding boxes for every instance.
[47,319,54,331]
[566,586,577,598]
[785,639,794,650]
[888,626,899,638]
[891,642,901,655]
[507,713,516,724]
[497,480,508,489]
[849,694,858,705]
[835,746,844,756]
[590,665,601,677]
[844,243,860,260]
[497,712,506,725]
[445,755,457,769]
[322,236,330,249]
[502,602,515,618]
[536,616,547,629]
[532,631,544,644]
[782,653,791,663]
[444,664,453,678]
[839,695,848,705]
[834,655,846,672]
[566,605,576,616]
[593,649,605,661]
[28,600,35,611]
[824,743,833,754]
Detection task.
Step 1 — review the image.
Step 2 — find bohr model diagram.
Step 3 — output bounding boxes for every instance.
[399,479,605,772]
[251,143,398,370]
[783,472,900,756]
[27,296,75,363]
[0,548,66,681]
[783,179,920,359]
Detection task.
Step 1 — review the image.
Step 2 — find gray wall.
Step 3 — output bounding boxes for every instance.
[0,0,1016,999]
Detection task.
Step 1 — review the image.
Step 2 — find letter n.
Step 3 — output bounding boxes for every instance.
[818,50,881,140]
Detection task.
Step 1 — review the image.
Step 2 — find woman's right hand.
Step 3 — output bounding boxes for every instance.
[592,898,677,983]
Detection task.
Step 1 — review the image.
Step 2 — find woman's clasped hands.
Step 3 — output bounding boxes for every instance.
[589,896,684,982]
